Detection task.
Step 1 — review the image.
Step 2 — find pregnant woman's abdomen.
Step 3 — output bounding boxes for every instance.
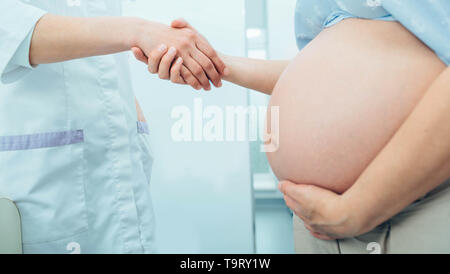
[267,19,446,194]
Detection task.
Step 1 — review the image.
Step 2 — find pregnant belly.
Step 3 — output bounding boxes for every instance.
[267,19,445,194]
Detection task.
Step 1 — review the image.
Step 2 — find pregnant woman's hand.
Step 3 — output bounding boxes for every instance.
[132,20,226,91]
[279,180,364,240]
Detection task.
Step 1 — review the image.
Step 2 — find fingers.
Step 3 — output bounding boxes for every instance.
[280,181,316,221]
[195,40,227,76]
[283,195,302,216]
[145,43,202,90]
[131,47,148,63]
[148,44,168,74]
[160,53,202,90]
[183,56,211,91]
[278,181,309,205]
[181,66,202,90]
[309,231,335,241]
[158,47,178,80]
[302,216,335,241]
[190,49,222,88]
[171,18,227,77]
[169,57,185,84]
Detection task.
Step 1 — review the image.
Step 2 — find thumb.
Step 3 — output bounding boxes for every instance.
[171,18,195,30]
[171,18,188,28]
[131,47,148,64]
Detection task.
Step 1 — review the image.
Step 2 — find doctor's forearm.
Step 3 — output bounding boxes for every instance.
[29,14,165,65]
[342,67,450,235]
[219,54,289,95]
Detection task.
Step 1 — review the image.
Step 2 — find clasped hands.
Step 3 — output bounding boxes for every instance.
[131,18,227,91]
[131,18,368,241]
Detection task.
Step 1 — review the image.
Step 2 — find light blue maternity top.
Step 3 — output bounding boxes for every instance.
[295,0,450,65]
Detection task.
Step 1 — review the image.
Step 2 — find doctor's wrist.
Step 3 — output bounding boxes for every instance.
[123,17,151,50]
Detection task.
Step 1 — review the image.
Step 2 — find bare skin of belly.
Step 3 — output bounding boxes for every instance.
[266,18,446,194]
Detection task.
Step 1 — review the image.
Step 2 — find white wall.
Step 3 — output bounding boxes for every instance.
[123,0,255,253]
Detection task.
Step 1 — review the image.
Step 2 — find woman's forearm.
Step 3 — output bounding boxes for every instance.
[29,14,147,65]
[342,67,450,234]
[220,54,289,95]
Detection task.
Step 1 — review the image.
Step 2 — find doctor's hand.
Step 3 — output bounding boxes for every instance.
[278,180,364,240]
[132,20,227,91]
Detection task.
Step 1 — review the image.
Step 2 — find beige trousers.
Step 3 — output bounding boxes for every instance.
[293,179,450,254]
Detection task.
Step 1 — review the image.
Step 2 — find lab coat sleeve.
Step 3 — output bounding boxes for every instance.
[382,0,450,66]
[0,0,47,84]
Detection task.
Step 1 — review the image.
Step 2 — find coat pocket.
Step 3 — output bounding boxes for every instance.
[0,130,88,245]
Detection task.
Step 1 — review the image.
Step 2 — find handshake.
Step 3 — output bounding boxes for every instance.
[130,18,228,91]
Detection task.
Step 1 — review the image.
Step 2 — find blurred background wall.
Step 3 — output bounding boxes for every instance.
[123,0,298,254]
